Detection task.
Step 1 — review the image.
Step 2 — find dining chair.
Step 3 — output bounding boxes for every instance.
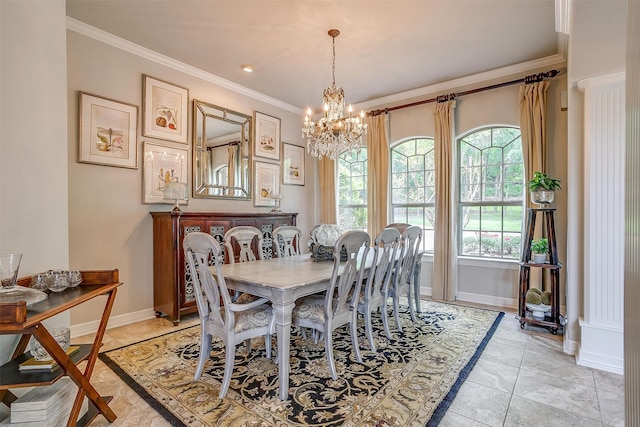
[183,232,275,399]
[292,230,371,380]
[385,225,422,335]
[272,225,302,257]
[385,222,425,313]
[223,226,264,264]
[355,227,401,351]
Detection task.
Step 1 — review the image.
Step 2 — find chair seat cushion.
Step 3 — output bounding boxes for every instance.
[221,304,272,333]
[293,295,331,323]
[235,292,261,303]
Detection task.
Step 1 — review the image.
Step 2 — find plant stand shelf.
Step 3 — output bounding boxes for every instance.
[517,208,563,334]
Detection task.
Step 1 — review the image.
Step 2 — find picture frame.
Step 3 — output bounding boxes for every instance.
[253,111,281,160]
[253,161,281,207]
[143,141,189,204]
[78,92,138,169]
[282,143,305,186]
[143,75,189,144]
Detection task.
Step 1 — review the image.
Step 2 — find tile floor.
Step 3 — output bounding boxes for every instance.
[74,304,624,426]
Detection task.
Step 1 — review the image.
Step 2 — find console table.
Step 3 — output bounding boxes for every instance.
[150,211,298,325]
[0,270,122,426]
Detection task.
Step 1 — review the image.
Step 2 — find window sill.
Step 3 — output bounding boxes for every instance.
[419,254,519,270]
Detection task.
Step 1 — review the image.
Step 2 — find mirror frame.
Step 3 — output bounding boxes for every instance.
[192,100,252,200]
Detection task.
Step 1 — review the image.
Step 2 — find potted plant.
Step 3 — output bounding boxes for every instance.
[527,171,561,205]
[530,238,548,263]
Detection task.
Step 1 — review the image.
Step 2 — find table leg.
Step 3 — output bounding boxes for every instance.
[272,300,295,400]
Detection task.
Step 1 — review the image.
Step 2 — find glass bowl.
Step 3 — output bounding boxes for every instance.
[68,270,82,287]
[30,272,51,291]
[47,271,69,293]
[29,327,71,361]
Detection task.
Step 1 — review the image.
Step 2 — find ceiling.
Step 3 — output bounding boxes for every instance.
[66,1,562,113]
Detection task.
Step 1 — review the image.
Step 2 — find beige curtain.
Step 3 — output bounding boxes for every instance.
[365,114,389,238]
[319,157,337,223]
[227,145,237,189]
[518,80,550,287]
[432,100,457,301]
[519,80,550,206]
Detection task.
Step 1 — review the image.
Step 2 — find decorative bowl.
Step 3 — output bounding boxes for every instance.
[526,302,551,320]
[47,271,69,293]
[29,327,71,361]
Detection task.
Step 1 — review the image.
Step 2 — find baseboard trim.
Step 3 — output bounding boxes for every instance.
[456,291,517,310]
[563,338,579,356]
[71,309,157,338]
[577,317,624,374]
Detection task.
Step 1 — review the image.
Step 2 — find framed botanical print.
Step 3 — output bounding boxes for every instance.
[253,111,281,160]
[78,92,138,169]
[253,161,280,207]
[282,143,305,186]
[143,75,189,144]
[143,141,189,204]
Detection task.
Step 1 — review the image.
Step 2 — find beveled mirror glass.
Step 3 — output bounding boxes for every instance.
[192,100,251,199]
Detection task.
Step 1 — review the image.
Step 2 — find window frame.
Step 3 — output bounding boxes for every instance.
[336,146,368,232]
[389,137,436,253]
[457,126,524,260]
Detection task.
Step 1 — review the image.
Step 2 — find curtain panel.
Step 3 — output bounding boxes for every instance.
[319,157,337,223]
[365,114,389,238]
[432,100,457,301]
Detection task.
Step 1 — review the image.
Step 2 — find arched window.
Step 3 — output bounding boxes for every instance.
[458,126,524,259]
[337,148,367,231]
[390,137,435,251]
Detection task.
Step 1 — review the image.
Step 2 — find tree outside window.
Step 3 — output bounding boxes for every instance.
[458,127,524,259]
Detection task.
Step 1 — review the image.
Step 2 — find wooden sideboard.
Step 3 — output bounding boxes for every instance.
[150,211,298,325]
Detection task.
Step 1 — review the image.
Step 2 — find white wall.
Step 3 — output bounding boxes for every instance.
[0,0,70,364]
[66,29,316,327]
[565,0,628,354]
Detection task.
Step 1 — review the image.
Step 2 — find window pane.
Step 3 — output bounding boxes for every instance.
[503,233,521,259]
[504,205,523,232]
[461,206,480,232]
[461,230,480,256]
[480,206,503,233]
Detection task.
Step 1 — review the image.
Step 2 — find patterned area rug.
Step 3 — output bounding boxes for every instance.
[99,301,503,426]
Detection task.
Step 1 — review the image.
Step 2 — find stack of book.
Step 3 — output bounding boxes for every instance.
[17,346,80,372]
[2,378,88,426]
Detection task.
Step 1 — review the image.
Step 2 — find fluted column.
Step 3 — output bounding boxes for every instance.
[625,0,640,422]
[576,73,625,374]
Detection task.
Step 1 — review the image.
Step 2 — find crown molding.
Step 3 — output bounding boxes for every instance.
[66,17,303,115]
[354,53,567,112]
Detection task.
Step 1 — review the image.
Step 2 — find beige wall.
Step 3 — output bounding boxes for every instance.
[66,30,316,326]
[0,0,70,364]
[375,77,567,306]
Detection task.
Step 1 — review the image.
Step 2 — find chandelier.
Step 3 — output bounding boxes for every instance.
[302,29,367,160]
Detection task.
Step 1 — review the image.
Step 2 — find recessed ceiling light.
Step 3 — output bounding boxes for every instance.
[242,64,254,73]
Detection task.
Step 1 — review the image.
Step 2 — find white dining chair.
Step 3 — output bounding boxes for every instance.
[292,230,371,380]
[272,225,302,257]
[385,225,422,336]
[183,232,275,399]
[355,227,401,351]
[386,223,425,313]
[223,226,264,264]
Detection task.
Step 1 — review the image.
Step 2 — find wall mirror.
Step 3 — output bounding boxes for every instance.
[192,100,252,199]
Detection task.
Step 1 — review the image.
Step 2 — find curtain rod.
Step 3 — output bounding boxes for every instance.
[368,69,561,117]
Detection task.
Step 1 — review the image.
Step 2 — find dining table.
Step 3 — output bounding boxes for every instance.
[212,252,374,400]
